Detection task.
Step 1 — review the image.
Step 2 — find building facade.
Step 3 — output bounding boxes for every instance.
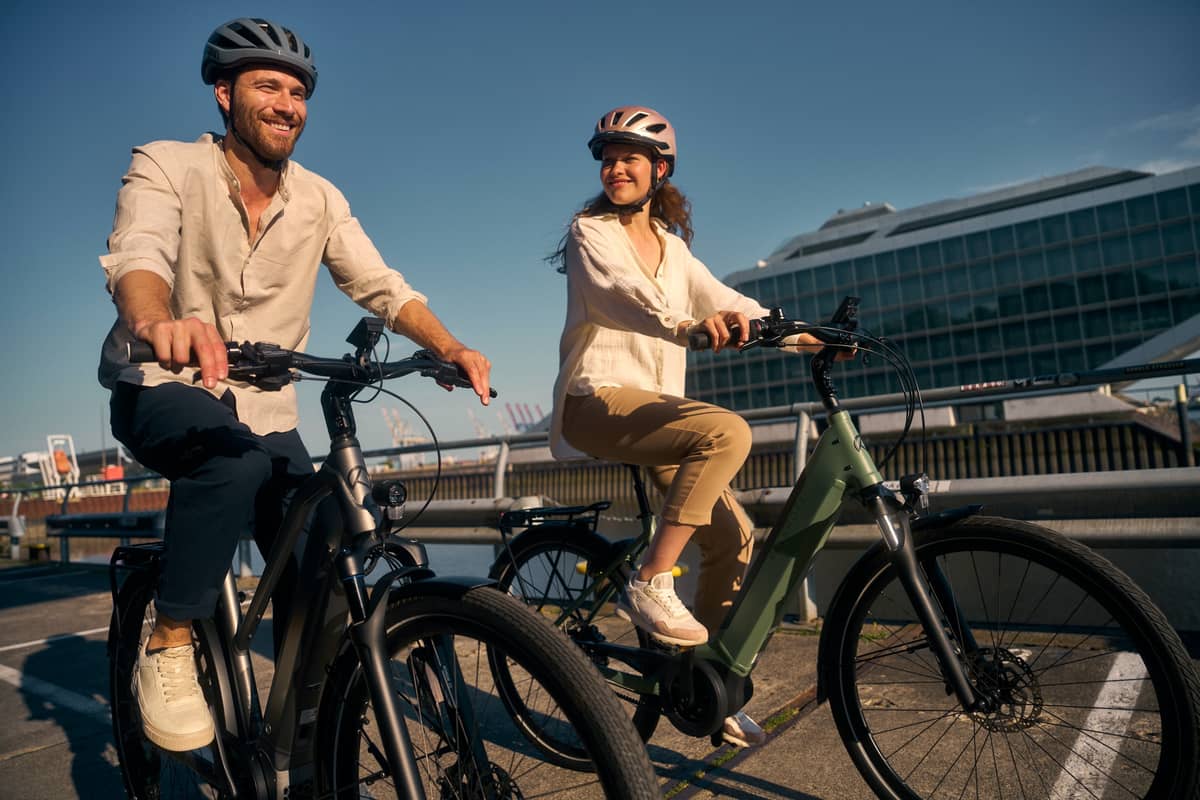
[688,166,1200,411]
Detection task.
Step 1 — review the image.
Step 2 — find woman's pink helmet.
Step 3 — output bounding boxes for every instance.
[587,106,676,177]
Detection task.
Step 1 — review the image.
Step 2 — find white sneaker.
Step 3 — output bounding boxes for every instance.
[722,710,766,747]
[135,643,215,751]
[616,571,708,647]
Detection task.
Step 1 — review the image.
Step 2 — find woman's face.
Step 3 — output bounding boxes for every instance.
[600,143,666,206]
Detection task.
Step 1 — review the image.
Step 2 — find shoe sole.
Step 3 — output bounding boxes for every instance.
[614,605,707,648]
[141,716,215,752]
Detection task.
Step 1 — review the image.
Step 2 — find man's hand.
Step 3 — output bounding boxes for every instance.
[688,310,751,353]
[441,345,492,405]
[134,317,229,389]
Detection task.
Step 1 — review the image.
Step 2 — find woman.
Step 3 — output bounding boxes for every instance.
[548,105,826,747]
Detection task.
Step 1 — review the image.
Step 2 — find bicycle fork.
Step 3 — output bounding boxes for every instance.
[865,490,983,713]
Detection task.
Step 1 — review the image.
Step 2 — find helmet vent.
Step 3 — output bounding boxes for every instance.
[645,123,667,134]
[625,112,648,126]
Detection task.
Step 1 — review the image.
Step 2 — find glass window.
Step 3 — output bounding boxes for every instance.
[1105,267,1135,300]
[927,300,950,329]
[747,359,766,384]
[1073,241,1102,271]
[1096,202,1127,234]
[1135,262,1166,294]
[794,268,815,296]
[1173,290,1200,323]
[1023,283,1050,312]
[875,251,897,278]
[692,369,711,392]
[976,325,1002,354]
[1083,308,1111,339]
[814,263,835,290]
[993,255,1019,286]
[1190,184,1200,215]
[879,306,905,335]
[948,298,973,326]
[1125,195,1157,228]
[1110,303,1140,335]
[1165,257,1200,291]
[1002,321,1028,348]
[956,331,977,356]
[969,261,995,292]
[712,366,731,389]
[1162,222,1195,257]
[1028,317,1054,345]
[1053,313,1082,342]
[1102,235,1132,267]
[907,336,930,361]
[1043,246,1072,277]
[1041,215,1069,245]
[766,358,784,382]
[1016,220,1041,250]
[831,261,852,287]
[966,231,990,261]
[1131,228,1163,262]
[1078,274,1107,305]
[1059,348,1086,372]
[1156,189,1189,222]
[853,257,876,284]
[918,242,942,269]
[933,364,958,388]
[1049,280,1077,309]
[1018,250,1046,282]
[980,357,1005,381]
[973,296,999,321]
[897,248,919,275]
[905,306,927,330]
[857,281,880,312]
[942,237,965,265]
[1032,350,1059,374]
[998,288,1024,317]
[929,333,954,359]
[1006,352,1031,378]
[989,226,1015,255]
[922,269,946,297]
[1141,299,1171,330]
[959,359,982,384]
[1085,341,1115,367]
[945,265,970,295]
[1069,208,1097,239]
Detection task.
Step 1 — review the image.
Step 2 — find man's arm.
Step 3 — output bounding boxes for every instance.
[114,271,228,389]
[390,300,491,405]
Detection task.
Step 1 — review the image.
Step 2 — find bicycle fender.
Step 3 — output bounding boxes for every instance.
[815,504,983,703]
[387,574,497,602]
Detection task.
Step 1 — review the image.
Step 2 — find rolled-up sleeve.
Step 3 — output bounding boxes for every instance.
[685,250,770,320]
[99,148,181,294]
[322,197,427,327]
[568,219,693,339]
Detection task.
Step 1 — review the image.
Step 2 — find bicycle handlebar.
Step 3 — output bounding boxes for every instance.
[126,339,498,397]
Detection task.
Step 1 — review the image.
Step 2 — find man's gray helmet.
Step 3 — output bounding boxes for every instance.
[201,18,317,98]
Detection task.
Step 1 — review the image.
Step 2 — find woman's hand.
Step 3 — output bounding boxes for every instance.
[780,332,858,361]
[686,310,751,353]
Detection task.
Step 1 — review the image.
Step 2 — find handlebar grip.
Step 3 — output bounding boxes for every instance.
[127,341,156,363]
[687,323,742,352]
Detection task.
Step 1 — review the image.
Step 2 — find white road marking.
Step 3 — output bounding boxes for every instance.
[0,663,110,725]
[1052,650,1145,799]
[0,627,109,653]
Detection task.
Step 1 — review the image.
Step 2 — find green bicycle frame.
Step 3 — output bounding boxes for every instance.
[698,408,882,675]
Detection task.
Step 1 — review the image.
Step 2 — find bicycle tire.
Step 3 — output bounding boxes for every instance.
[489,527,663,757]
[823,515,1200,800]
[108,559,236,800]
[316,584,660,799]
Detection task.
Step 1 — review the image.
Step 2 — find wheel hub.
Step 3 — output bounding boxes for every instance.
[967,647,1043,731]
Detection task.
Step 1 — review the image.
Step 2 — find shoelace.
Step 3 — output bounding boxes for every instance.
[642,581,691,618]
[153,646,201,703]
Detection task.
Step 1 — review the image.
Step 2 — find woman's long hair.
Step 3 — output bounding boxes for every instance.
[548,179,694,273]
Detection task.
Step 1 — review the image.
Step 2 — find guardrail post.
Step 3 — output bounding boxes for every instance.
[493,441,510,500]
[791,407,820,621]
[1178,384,1195,467]
[238,538,253,578]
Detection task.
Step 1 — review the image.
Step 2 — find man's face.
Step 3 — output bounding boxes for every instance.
[218,67,308,161]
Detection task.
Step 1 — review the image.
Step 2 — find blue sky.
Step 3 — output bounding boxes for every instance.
[1,0,1198,464]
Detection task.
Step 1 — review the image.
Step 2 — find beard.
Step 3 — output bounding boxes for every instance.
[229,91,305,163]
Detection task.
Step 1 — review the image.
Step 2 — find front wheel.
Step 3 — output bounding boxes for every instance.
[316,585,660,799]
[823,516,1200,800]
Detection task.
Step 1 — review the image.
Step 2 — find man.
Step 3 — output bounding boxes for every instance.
[97,17,491,752]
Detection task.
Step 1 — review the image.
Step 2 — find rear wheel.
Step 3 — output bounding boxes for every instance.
[824,516,1200,799]
[108,550,235,799]
[317,585,660,799]
[490,528,662,759]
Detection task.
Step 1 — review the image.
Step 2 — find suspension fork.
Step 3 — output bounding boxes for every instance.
[865,491,984,712]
